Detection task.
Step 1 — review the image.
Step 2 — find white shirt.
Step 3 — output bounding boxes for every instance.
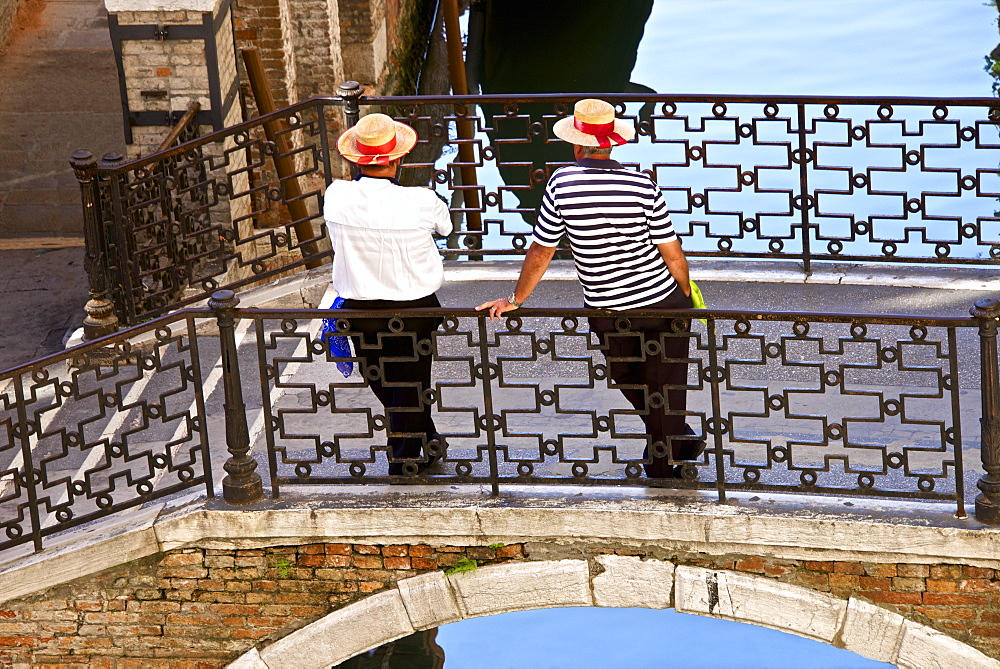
[323,176,453,301]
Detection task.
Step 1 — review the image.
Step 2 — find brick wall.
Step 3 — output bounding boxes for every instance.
[3,542,1000,665]
[0,0,28,52]
[0,543,525,666]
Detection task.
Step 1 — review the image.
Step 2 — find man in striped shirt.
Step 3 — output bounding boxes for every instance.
[477,98,703,480]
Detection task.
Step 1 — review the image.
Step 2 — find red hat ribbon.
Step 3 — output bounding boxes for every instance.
[573,118,627,148]
[356,135,397,165]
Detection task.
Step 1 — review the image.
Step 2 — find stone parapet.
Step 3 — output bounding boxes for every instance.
[2,490,1000,663]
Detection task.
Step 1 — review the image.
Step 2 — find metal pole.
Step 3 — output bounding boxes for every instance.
[338,81,364,179]
[973,297,1000,524]
[441,0,483,238]
[211,290,263,504]
[70,150,120,341]
[240,47,323,269]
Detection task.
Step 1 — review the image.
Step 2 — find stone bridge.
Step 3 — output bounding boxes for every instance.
[2,487,1000,667]
[4,264,1000,668]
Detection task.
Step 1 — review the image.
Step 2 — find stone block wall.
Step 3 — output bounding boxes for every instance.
[3,541,1000,665]
[0,0,28,52]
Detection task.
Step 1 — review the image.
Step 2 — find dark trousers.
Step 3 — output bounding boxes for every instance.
[588,289,699,478]
[341,294,442,474]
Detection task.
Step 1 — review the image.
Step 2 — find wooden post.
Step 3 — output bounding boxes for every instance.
[241,47,323,269]
[441,0,483,240]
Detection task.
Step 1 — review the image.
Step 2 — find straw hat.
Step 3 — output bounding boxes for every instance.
[552,98,635,148]
[337,113,418,165]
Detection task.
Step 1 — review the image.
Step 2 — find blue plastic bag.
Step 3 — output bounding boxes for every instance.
[321,296,353,378]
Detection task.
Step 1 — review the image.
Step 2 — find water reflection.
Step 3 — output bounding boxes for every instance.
[334,628,444,669]
[419,1,999,259]
[474,0,656,217]
[333,607,895,668]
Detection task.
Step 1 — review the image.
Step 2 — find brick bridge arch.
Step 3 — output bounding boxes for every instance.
[228,558,997,669]
[2,495,1000,666]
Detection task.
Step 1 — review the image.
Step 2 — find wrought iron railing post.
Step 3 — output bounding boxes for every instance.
[211,290,263,504]
[972,297,1000,524]
[70,150,120,341]
[795,103,813,276]
[338,81,363,179]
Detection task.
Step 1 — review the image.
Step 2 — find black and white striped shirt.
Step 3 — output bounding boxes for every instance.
[532,159,678,310]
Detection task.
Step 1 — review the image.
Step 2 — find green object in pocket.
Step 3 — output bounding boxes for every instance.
[689,279,707,324]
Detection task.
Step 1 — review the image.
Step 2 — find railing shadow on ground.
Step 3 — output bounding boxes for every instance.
[3,289,999,556]
[69,90,1000,331]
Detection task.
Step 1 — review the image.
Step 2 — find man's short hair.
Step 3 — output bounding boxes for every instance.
[578,145,614,158]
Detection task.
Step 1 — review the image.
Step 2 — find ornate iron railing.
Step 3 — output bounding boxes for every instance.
[4,291,1000,555]
[0,311,214,555]
[252,306,975,510]
[74,91,1000,327]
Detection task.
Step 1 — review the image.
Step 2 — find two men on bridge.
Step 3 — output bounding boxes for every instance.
[328,99,703,480]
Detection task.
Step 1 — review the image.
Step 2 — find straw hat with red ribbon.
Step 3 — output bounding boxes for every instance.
[337,113,418,165]
[552,98,635,148]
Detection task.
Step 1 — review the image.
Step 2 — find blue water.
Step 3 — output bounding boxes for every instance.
[630,0,997,97]
[438,1,1000,260]
[435,607,893,668]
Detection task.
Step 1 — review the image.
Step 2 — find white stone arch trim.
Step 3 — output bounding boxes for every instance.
[227,559,1000,669]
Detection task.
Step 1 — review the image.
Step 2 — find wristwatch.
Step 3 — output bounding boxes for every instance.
[507,291,524,308]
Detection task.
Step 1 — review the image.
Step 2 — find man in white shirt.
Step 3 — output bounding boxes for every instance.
[324,113,453,476]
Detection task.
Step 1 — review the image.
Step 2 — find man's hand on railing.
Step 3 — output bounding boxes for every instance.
[476,295,520,321]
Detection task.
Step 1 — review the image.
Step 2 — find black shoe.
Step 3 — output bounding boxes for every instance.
[418,434,446,472]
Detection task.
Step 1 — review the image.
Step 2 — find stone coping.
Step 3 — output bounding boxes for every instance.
[2,485,1000,608]
[62,256,1000,350]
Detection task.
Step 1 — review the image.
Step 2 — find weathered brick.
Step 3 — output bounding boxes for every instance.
[829,574,860,588]
[923,593,989,606]
[972,625,1000,638]
[859,576,891,590]
[360,582,386,593]
[926,579,958,592]
[353,555,383,569]
[299,555,325,567]
[833,562,864,575]
[382,545,408,557]
[965,566,996,579]
[158,552,203,567]
[496,545,524,559]
[892,577,926,592]
[354,545,381,555]
[409,545,434,558]
[963,579,993,592]
[793,571,829,588]
[929,565,963,580]
[764,562,796,577]
[864,591,922,605]
[864,564,897,577]
[915,606,976,621]
[733,557,765,573]
[384,557,411,570]
[897,564,930,578]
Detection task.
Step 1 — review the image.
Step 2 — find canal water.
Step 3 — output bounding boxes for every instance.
[428,0,1000,261]
[333,3,996,667]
